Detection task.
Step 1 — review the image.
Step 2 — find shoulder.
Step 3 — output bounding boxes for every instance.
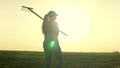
[53,21,58,25]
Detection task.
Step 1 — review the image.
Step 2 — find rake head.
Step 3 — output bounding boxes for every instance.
[21,6,33,12]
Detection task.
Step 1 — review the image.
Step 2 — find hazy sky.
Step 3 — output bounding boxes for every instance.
[0,0,120,52]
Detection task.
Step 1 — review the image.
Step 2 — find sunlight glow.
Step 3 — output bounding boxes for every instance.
[54,5,90,41]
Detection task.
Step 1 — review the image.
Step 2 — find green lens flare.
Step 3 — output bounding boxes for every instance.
[50,41,55,47]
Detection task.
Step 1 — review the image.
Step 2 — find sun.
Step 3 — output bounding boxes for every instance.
[53,5,90,41]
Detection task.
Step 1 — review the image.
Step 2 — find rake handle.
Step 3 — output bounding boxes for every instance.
[22,6,43,20]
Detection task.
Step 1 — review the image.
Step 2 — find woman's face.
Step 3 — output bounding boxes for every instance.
[50,15,57,21]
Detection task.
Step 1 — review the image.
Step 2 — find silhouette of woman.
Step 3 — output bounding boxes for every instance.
[42,11,63,68]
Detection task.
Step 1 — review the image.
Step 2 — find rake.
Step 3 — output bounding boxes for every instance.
[21,6,67,36]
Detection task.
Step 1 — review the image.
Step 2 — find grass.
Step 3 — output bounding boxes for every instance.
[0,51,120,68]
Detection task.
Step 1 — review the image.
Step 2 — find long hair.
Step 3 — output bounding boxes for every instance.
[42,14,49,35]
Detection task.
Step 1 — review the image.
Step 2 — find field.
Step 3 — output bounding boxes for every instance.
[0,51,120,68]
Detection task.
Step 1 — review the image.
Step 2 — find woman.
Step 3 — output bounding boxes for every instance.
[42,11,63,68]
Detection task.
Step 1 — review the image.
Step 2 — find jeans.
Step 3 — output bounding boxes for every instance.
[43,39,63,68]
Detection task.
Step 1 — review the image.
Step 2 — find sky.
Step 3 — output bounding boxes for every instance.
[0,0,120,52]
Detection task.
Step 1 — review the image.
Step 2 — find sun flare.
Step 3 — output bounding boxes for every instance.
[53,5,90,41]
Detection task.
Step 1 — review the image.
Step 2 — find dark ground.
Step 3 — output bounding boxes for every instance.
[0,51,120,68]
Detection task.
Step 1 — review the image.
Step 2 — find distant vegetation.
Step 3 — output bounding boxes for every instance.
[0,51,120,68]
